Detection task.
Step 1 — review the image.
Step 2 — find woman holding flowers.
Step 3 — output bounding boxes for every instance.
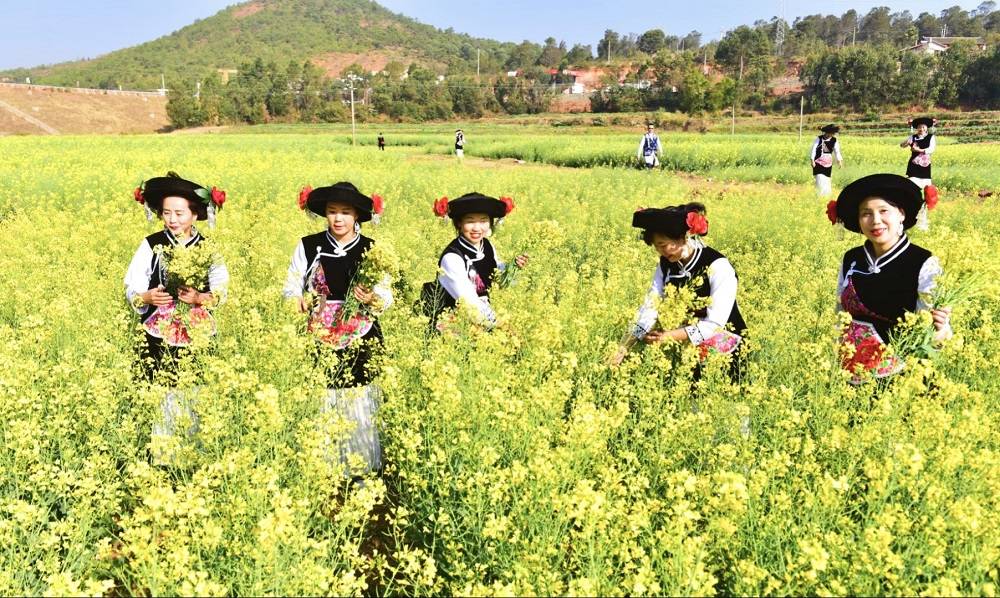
[828,174,952,385]
[901,117,937,189]
[124,172,228,463]
[125,172,229,378]
[610,203,746,378]
[810,124,844,197]
[427,192,527,330]
[283,182,392,477]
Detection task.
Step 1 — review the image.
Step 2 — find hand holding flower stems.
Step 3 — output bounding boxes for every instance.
[143,285,173,307]
[178,286,213,306]
[497,253,529,288]
[931,307,952,343]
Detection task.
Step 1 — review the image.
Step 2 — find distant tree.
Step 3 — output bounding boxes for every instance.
[565,44,594,64]
[962,45,1000,107]
[915,12,942,38]
[166,80,206,128]
[596,30,620,61]
[680,31,703,51]
[638,29,667,55]
[892,52,935,107]
[505,41,542,70]
[539,38,566,68]
[859,7,893,44]
[715,26,773,72]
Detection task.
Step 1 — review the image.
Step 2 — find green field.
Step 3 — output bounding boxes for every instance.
[2,130,1000,595]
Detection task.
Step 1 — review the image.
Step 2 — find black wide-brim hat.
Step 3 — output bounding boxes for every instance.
[632,207,692,238]
[306,182,373,221]
[447,192,506,220]
[820,124,840,133]
[836,174,923,233]
[911,116,935,128]
[143,173,209,220]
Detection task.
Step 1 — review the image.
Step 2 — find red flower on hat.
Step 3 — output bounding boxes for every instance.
[210,186,226,208]
[433,196,449,218]
[371,193,384,215]
[133,186,145,205]
[686,211,708,236]
[826,200,839,225]
[298,186,312,210]
[499,195,515,215]
[924,185,939,210]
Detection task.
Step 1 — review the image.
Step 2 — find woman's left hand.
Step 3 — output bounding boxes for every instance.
[514,254,529,268]
[178,286,205,305]
[353,285,375,305]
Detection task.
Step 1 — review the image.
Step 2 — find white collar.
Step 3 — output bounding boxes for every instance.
[863,234,909,274]
[324,231,361,257]
[665,245,702,280]
[458,236,485,261]
[164,227,200,247]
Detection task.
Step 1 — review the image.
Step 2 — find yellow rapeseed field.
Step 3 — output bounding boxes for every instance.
[1,131,999,595]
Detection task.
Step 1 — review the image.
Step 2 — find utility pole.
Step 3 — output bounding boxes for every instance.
[799,95,804,140]
[347,75,358,146]
[196,81,201,100]
[477,48,481,79]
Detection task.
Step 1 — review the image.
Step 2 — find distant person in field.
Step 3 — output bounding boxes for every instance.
[810,124,843,196]
[610,203,747,383]
[284,182,392,480]
[900,116,939,229]
[637,123,662,169]
[124,172,229,462]
[454,129,465,158]
[901,117,936,188]
[420,193,527,332]
[377,132,385,151]
[826,174,951,386]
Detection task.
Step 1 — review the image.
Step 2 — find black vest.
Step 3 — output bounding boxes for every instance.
[439,237,498,298]
[841,238,932,341]
[301,232,374,301]
[814,136,837,159]
[142,230,210,323]
[659,246,747,336]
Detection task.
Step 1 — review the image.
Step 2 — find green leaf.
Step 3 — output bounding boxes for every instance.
[194,187,210,200]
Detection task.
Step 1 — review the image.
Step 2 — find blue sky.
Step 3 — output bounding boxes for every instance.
[0,0,984,70]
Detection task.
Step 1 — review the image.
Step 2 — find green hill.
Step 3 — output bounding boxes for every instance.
[4,0,515,90]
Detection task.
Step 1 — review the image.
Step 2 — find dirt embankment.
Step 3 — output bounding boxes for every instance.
[0,83,169,135]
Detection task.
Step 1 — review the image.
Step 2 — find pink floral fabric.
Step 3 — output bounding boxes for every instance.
[143,301,215,346]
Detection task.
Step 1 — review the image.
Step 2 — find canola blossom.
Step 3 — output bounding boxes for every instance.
[1,131,999,595]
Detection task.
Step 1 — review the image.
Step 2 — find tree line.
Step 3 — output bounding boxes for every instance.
[167,3,1000,127]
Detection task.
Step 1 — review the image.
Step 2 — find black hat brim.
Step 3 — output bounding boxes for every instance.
[836,174,923,233]
[306,183,373,221]
[632,208,689,238]
[820,125,840,133]
[911,117,935,128]
[447,193,506,220]
[143,175,208,220]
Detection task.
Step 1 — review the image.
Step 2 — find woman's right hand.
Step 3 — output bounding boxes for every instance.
[142,285,173,306]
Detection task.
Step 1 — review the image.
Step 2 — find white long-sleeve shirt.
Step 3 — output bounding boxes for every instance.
[630,256,738,345]
[637,133,662,159]
[437,243,508,326]
[282,237,393,312]
[123,233,229,314]
[809,136,843,162]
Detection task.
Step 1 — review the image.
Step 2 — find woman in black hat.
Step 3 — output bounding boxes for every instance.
[283,181,393,477]
[124,172,229,462]
[124,172,229,377]
[810,124,843,196]
[610,203,746,378]
[900,117,937,189]
[428,192,527,329]
[828,173,952,385]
